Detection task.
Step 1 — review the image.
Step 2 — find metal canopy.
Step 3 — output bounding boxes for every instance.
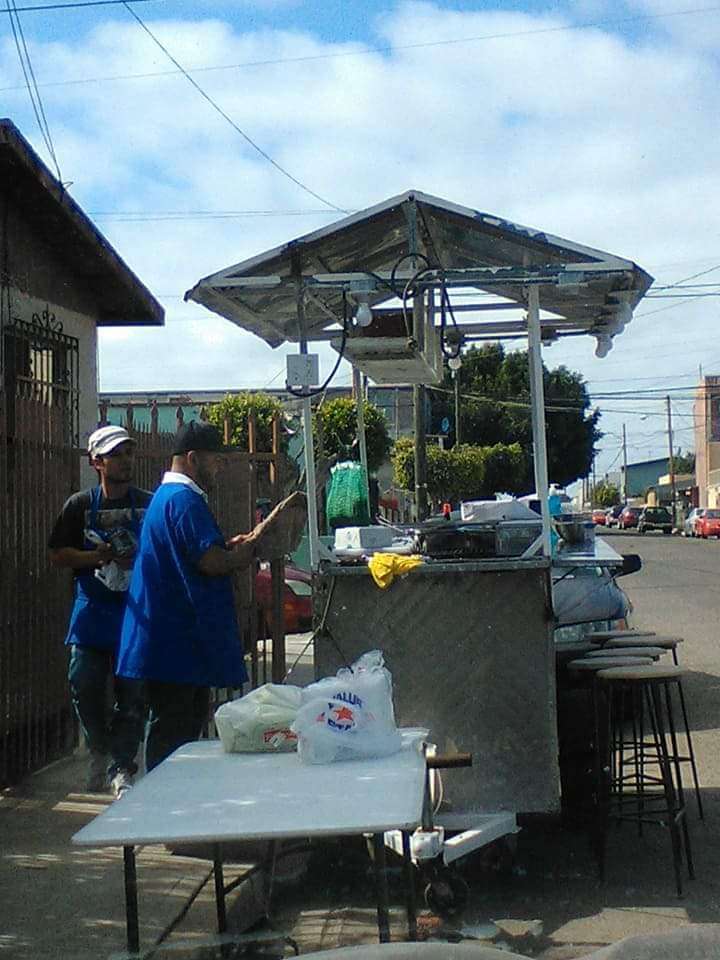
[185,189,653,350]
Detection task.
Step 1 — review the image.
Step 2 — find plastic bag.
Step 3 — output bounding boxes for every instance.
[293,650,401,764]
[214,684,302,753]
[326,461,371,529]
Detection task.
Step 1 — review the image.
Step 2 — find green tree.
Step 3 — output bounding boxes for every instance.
[432,344,600,492]
[392,437,525,505]
[315,397,392,473]
[594,480,621,508]
[673,450,695,475]
[205,392,288,451]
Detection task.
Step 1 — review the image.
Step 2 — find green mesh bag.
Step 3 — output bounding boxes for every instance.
[326,461,371,529]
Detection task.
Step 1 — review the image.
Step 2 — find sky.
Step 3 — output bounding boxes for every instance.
[2,0,719,480]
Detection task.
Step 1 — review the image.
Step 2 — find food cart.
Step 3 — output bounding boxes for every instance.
[186,189,652,832]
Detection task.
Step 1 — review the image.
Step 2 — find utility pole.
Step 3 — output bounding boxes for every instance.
[666,395,677,525]
[591,453,596,508]
[622,423,628,503]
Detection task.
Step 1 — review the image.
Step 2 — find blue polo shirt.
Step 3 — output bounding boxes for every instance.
[117,482,248,688]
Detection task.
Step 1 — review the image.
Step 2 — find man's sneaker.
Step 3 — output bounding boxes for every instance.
[86,752,108,792]
[110,771,133,800]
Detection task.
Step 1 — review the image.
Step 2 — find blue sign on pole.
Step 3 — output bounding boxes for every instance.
[440,417,450,434]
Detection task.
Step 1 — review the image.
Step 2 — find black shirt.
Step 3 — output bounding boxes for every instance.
[49,485,153,578]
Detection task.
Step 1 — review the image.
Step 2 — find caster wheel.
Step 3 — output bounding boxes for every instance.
[424,871,470,915]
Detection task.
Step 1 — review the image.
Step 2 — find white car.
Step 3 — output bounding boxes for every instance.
[683,508,705,537]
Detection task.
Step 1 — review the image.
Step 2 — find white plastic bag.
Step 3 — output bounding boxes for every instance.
[292,650,401,764]
[300,649,396,730]
[214,684,302,753]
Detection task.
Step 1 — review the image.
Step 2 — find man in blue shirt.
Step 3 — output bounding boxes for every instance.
[49,426,151,797]
[117,421,306,770]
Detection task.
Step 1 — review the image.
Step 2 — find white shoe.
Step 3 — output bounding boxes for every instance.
[110,771,133,799]
[86,753,108,792]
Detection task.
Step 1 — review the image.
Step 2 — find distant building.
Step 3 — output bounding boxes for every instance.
[621,457,670,499]
[694,376,720,507]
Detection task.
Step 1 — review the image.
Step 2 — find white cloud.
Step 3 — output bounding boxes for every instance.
[3,2,718,474]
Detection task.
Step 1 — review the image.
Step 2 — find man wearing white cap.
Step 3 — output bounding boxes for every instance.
[49,425,152,798]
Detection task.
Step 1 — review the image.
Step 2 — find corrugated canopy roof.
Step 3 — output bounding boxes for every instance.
[186,189,652,350]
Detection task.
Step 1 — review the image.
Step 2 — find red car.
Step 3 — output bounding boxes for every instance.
[591,509,608,525]
[619,506,642,530]
[695,508,720,539]
[255,563,312,635]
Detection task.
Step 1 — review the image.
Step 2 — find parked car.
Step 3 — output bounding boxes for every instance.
[637,506,673,535]
[618,506,642,529]
[695,508,720,539]
[591,508,608,525]
[605,504,625,528]
[255,563,312,636]
[683,508,706,537]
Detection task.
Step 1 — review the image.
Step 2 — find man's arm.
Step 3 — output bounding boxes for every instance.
[49,543,113,570]
[196,532,258,576]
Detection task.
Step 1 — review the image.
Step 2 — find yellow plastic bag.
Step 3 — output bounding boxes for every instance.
[367,552,423,589]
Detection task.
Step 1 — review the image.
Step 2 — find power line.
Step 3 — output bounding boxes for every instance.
[3,3,719,94]
[2,0,159,10]
[5,0,62,181]
[120,2,347,214]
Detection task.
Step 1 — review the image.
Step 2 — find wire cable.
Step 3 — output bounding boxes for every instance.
[5,0,62,181]
[5,4,720,93]
[121,1,347,214]
[3,0,160,9]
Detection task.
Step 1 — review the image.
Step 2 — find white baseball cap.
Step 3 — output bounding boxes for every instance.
[88,425,136,457]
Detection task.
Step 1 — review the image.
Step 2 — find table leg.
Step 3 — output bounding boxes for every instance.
[123,845,140,955]
[213,843,227,934]
[372,833,391,943]
[401,831,417,941]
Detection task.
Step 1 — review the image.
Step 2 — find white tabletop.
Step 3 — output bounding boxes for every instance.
[72,738,426,847]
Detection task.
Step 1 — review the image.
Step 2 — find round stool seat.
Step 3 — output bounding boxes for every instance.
[568,656,654,671]
[588,629,656,642]
[585,646,666,659]
[603,635,682,650]
[597,664,686,682]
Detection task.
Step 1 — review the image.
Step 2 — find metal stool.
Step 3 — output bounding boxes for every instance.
[584,646,666,661]
[596,637,702,819]
[587,629,657,642]
[595,663,694,896]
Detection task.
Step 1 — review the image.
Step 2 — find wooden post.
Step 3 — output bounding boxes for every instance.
[150,400,158,437]
[247,413,259,689]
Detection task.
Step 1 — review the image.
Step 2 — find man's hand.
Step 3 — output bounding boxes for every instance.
[253,491,307,561]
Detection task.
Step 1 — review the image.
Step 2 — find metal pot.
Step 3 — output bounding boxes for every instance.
[414,520,497,559]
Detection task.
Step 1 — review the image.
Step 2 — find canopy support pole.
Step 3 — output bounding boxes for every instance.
[296,288,321,571]
[526,285,552,557]
[352,367,371,515]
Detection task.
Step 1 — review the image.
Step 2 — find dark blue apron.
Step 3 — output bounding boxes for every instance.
[65,487,140,652]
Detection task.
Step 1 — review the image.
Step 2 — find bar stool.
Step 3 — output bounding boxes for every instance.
[584,646,666,661]
[595,663,694,896]
[595,637,701,819]
[565,658,654,858]
[588,629,656,642]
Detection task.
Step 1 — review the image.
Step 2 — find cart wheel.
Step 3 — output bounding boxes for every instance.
[424,871,469,915]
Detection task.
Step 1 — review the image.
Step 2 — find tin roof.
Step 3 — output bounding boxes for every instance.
[186,189,652,349]
[0,119,164,327]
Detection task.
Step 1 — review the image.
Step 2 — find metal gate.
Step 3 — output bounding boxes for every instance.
[0,312,80,785]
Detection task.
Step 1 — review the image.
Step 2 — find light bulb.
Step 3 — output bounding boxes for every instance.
[448,355,462,371]
[355,301,373,327]
[595,335,613,359]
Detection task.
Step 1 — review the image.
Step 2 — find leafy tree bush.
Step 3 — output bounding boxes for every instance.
[431,344,599,491]
[205,393,288,451]
[392,437,525,505]
[315,397,392,474]
[594,481,621,508]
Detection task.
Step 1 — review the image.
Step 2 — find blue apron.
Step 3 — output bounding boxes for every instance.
[65,487,140,652]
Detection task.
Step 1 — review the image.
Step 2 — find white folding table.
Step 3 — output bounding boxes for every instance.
[73,738,427,955]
